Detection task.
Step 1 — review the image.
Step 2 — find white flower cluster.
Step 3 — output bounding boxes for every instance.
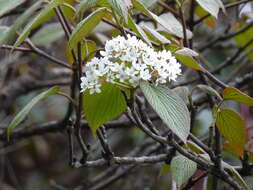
[80,35,181,94]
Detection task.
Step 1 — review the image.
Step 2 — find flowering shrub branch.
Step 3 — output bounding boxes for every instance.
[80,35,181,94]
[1,0,253,190]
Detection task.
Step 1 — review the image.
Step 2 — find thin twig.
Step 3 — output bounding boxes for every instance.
[168,135,243,190]
[74,42,89,162]
[97,126,114,162]
[1,43,71,69]
[179,4,189,47]
[157,0,180,18]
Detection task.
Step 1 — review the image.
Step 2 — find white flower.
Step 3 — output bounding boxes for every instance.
[116,69,129,82]
[132,59,147,71]
[89,84,102,94]
[140,69,151,80]
[80,34,181,94]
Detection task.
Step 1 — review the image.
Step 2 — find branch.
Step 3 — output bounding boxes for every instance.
[97,126,114,162]
[179,3,189,47]
[0,114,159,142]
[1,43,70,69]
[157,1,180,18]
[73,154,168,168]
[128,107,167,144]
[168,135,243,190]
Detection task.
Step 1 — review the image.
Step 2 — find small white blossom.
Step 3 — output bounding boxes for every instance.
[80,34,181,94]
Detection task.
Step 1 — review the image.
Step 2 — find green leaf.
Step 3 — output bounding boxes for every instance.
[138,0,156,8]
[60,3,76,22]
[0,0,25,17]
[142,25,171,44]
[195,0,225,18]
[76,0,100,18]
[7,87,60,139]
[83,40,97,61]
[31,23,64,46]
[13,0,66,48]
[195,5,216,28]
[194,84,222,101]
[66,40,96,64]
[83,82,127,134]
[222,161,249,190]
[186,141,205,154]
[0,1,42,46]
[175,48,199,57]
[128,16,152,46]
[131,0,192,39]
[215,109,246,157]
[64,0,76,5]
[69,7,107,49]
[122,0,133,8]
[171,154,197,188]
[160,12,194,39]
[175,54,205,72]
[223,143,245,158]
[106,0,131,22]
[222,87,253,106]
[97,0,111,7]
[140,81,190,143]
